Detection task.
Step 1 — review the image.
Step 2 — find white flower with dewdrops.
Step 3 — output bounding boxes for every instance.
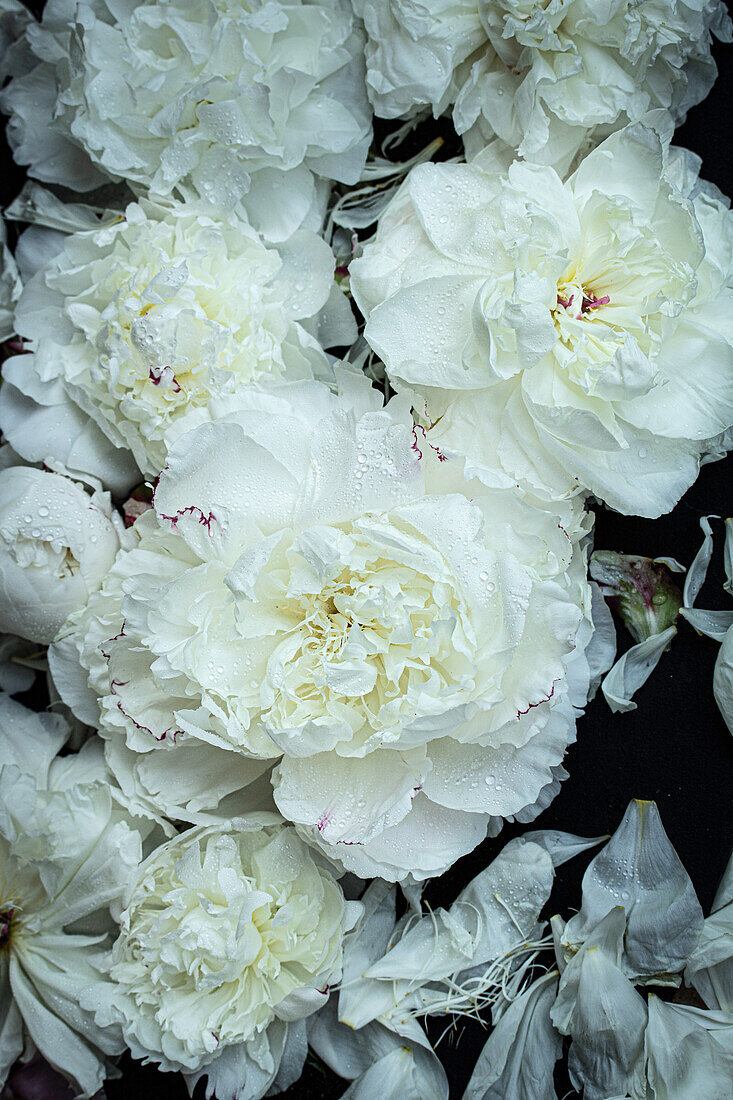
[0,198,342,486]
[355,0,731,172]
[0,693,142,1096]
[50,371,605,882]
[0,0,372,242]
[81,821,359,1099]
[351,119,733,519]
[0,466,123,645]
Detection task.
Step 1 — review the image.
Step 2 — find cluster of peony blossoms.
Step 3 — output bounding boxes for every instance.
[0,0,730,1097]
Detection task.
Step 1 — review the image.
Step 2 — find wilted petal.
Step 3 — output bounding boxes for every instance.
[463,971,560,1100]
[342,1043,448,1100]
[686,851,733,1011]
[644,996,733,1100]
[522,830,606,869]
[566,945,647,1100]
[601,625,677,713]
[563,800,703,981]
[713,629,733,735]
[451,838,555,967]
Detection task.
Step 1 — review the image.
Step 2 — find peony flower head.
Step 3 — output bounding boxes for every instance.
[0,0,372,242]
[351,120,733,518]
[52,372,600,881]
[0,693,142,1097]
[0,466,122,644]
[82,820,357,1087]
[1,198,341,484]
[355,0,731,172]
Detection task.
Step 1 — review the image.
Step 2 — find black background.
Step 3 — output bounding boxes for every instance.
[2,5,732,1098]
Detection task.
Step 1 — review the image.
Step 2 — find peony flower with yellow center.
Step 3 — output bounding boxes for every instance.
[351,120,733,518]
[51,372,608,882]
[0,198,341,488]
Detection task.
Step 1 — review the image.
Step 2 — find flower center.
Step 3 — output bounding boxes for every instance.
[0,530,80,577]
[555,278,610,322]
[0,907,16,950]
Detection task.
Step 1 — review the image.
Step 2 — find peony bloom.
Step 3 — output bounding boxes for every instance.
[351,120,733,518]
[355,0,731,172]
[1,198,343,485]
[52,372,601,881]
[81,820,358,1098]
[0,693,142,1097]
[0,0,371,242]
[0,466,123,644]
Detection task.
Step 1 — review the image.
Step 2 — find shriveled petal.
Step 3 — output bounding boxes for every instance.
[601,625,676,713]
[564,799,704,980]
[463,971,561,1100]
[451,838,555,967]
[644,996,733,1100]
[713,628,733,735]
[565,945,647,1100]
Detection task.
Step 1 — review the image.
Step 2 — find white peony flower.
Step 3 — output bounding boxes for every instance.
[0,0,372,242]
[355,0,731,172]
[0,466,123,645]
[81,820,358,1098]
[351,120,733,518]
[51,371,600,881]
[1,198,342,484]
[0,693,142,1096]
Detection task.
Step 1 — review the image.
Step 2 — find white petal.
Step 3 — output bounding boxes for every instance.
[564,799,704,980]
[713,628,733,735]
[273,749,428,846]
[644,996,733,1100]
[303,793,488,883]
[0,359,139,496]
[463,971,561,1100]
[683,516,716,608]
[522,830,606,869]
[9,957,108,1098]
[565,944,647,1100]
[155,418,303,563]
[451,838,555,967]
[342,1044,448,1100]
[601,625,676,713]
